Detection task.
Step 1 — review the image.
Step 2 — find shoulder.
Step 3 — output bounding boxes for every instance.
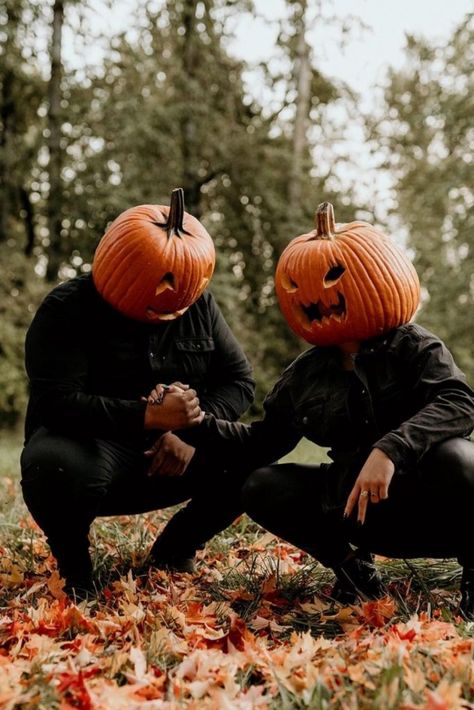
[31,275,102,330]
[39,274,97,311]
[196,289,221,316]
[263,345,327,408]
[384,322,446,352]
[281,345,332,381]
[186,290,217,318]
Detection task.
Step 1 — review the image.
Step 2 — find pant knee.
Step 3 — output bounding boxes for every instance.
[21,434,111,517]
[242,466,291,523]
[429,438,474,493]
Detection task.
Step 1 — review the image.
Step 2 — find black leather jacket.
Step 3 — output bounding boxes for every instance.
[24,274,255,444]
[200,323,474,489]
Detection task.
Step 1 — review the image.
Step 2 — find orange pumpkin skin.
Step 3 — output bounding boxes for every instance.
[92,188,215,322]
[275,203,420,347]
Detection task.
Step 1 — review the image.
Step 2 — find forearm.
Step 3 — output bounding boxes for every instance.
[184,413,300,470]
[199,376,255,420]
[28,385,147,440]
[375,383,474,470]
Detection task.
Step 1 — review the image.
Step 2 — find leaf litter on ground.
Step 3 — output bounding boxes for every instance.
[0,475,473,709]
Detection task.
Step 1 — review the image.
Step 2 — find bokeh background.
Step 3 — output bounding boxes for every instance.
[1,0,473,433]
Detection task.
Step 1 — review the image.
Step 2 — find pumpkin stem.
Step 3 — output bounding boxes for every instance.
[166,188,186,237]
[314,202,336,240]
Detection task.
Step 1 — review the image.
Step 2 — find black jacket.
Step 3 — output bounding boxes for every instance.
[200,323,474,488]
[24,274,255,444]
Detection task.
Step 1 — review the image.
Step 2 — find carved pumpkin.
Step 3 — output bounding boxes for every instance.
[92,188,215,322]
[275,202,420,346]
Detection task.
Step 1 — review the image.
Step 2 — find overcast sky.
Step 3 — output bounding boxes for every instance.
[231,0,471,104]
[77,0,472,101]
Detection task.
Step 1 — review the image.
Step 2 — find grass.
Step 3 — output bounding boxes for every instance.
[1,428,472,709]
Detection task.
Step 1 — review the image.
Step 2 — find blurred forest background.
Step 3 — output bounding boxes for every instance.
[0,0,473,431]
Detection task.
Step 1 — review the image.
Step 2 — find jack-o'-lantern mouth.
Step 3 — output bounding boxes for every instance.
[299,292,346,328]
[146,306,188,321]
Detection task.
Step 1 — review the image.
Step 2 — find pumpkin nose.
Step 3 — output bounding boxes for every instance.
[324,264,345,287]
[155,272,176,295]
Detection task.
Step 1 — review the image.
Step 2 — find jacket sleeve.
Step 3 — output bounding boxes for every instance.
[25,292,146,441]
[374,327,474,471]
[192,372,302,470]
[198,293,255,420]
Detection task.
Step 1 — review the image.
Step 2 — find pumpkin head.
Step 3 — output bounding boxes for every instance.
[275,202,420,346]
[92,188,215,322]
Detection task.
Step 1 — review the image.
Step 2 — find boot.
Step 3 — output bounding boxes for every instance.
[146,532,198,574]
[460,567,474,621]
[147,550,196,574]
[51,538,96,601]
[63,576,97,602]
[331,549,385,604]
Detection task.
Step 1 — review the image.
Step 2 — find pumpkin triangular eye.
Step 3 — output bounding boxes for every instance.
[280,273,299,293]
[199,263,214,291]
[155,272,176,295]
[324,264,345,286]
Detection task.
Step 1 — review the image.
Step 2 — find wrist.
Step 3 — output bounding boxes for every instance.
[144,403,165,430]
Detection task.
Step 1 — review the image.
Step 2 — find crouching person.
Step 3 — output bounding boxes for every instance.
[196,202,474,619]
[21,189,254,600]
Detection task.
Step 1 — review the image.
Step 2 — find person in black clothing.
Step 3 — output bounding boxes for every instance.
[189,203,474,618]
[21,191,254,599]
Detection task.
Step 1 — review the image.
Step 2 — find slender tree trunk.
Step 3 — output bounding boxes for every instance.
[20,187,36,256]
[0,2,18,242]
[46,0,64,281]
[0,68,14,242]
[180,0,201,217]
[288,1,312,213]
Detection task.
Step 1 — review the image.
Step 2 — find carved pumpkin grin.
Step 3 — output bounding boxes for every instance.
[145,305,188,321]
[92,188,215,322]
[300,292,346,328]
[275,201,420,346]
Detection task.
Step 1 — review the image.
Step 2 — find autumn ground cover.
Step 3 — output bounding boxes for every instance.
[0,432,473,709]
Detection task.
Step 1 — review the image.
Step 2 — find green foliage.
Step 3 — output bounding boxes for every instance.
[0,0,364,425]
[0,0,46,244]
[0,245,48,428]
[372,13,474,382]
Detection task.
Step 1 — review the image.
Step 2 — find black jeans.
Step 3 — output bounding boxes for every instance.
[242,438,474,568]
[21,427,245,581]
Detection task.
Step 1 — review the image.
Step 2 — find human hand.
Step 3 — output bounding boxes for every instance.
[344,448,395,525]
[146,381,189,405]
[144,383,203,430]
[144,431,196,477]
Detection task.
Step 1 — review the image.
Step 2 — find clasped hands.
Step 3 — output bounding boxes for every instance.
[144,381,204,431]
[143,381,204,478]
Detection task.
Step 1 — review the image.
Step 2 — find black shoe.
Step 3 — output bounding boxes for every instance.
[147,552,196,574]
[52,541,94,601]
[63,576,97,603]
[331,551,385,603]
[146,532,198,573]
[460,568,474,621]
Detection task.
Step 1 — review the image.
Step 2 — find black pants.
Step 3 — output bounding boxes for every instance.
[21,428,245,580]
[242,438,474,568]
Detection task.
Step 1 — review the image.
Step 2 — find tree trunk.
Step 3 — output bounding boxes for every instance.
[0,2,18,242]
[288,1,312,213]
[20,187,36,256]
[180,0,201,217]
[0,68,14,242]
[46,0,64,282]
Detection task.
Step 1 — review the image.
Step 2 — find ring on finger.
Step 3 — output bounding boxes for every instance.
[360,490,369,498]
